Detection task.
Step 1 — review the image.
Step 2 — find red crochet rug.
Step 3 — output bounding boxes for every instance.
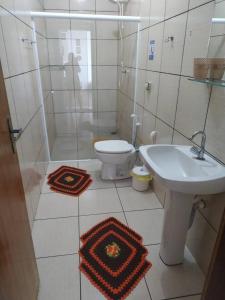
[47,166,92,196]
[79,217,152,300]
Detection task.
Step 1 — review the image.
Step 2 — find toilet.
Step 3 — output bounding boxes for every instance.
[94,140,136,180]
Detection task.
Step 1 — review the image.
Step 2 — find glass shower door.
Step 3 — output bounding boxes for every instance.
[36,14,139,161]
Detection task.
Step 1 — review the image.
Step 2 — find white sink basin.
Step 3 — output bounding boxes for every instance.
[140,144,225,194]
[139,144,225,266]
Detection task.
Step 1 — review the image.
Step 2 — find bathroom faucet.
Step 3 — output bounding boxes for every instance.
[190,131,206,160]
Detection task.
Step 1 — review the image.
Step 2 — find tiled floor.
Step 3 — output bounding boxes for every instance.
[33,159,204,300]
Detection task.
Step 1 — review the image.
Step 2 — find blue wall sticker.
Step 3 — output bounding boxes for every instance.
[149,40,156,61]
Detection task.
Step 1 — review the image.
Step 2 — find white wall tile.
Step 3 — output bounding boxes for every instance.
[10,75,30,129]
[189,0,213,9]
[96,0,119,12]
[97,40,118,65]
[205,87,225,163]
[182,2,214,76]
[75,90,98,112]
[24,72,39,118]
[141,110,156,144]
[147,23,164,72]
[0,17,9,78]
[74,65,97,89]
[161,13,187,74]
[55,113,76,136]
[0,10,23,76]
[139,0,151,29]
[76,112,98,137]
[48,39,72,65]
[138,29,149,69]
[136,69,146,107]
[150,0,166,26]
[98,90,117,111]
[144,71,160,115]
[165,0,189,19]
[46,17,70,39]
[0,0,14,11]
[72,38,97,66]
[155,119,173,144]
[71,16,96,39]
[97,66,118,89]
[37,36,49,67]
[172,131,192,146]
[98,112,117,133]
[96,17,119,39]
[50,66,74,90]
[17,21,36,72]
[123,34,137,68]
[211,1,225,36]
[53,91,76,113]
[5,79,18,129]
[157,73,180,126]
[44,0,69,10]
[70,0,95,11]
[208,35,225,61]
[175,77,210,138]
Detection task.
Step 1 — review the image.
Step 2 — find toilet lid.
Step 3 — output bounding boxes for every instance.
[95,140,134,154]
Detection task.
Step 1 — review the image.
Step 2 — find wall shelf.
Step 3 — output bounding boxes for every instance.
[188,78,225,88]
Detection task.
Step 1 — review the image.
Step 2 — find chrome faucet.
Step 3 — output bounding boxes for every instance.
[190,131,206,160]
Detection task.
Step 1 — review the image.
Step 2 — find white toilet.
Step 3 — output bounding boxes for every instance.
[94,140,136,180]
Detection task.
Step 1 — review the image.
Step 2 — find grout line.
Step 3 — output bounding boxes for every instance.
[36,252,78,260]
[115,187,129,226]
[144,276,153,300]
[121,0,214,40]
[35,215,79,221]
[171,2,189,141]
[35,206,164,222]
[162,293,202,300]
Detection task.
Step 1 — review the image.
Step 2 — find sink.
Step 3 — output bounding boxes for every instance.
[140,144,225,194]
[139,144,225,265]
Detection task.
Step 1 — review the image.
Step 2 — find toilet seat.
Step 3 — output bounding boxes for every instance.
[95,140,134,154]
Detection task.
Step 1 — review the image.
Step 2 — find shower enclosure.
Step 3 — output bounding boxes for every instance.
[32,12,140,161]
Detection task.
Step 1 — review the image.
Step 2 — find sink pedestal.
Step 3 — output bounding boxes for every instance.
[159,191,194,265]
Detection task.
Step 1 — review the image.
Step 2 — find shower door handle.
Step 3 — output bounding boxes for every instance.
[7,117,22,153]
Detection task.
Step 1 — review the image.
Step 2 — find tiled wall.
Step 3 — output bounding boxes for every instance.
[0,0,51,228]
[119,0,225,274]
[41,0,120,159]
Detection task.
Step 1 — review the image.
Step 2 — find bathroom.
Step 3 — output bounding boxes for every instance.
[0,0,225,299]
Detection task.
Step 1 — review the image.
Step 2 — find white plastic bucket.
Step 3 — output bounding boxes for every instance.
[131,166,152,192]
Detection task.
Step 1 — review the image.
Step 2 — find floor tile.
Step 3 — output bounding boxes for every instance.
[114,178,132,188]
[79,212,126,236]
[36,193,78,219]
[37,254,80,300]
[47,161,79,174]
[145,245,205,300]
[79,188,123,215]
[89,171,115,189]
[118,187,162,211]
[78,159,102,172]
[41,178,53,193]
[81,274,151,300]
[33,217,79,258]
[125,209,164,245]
